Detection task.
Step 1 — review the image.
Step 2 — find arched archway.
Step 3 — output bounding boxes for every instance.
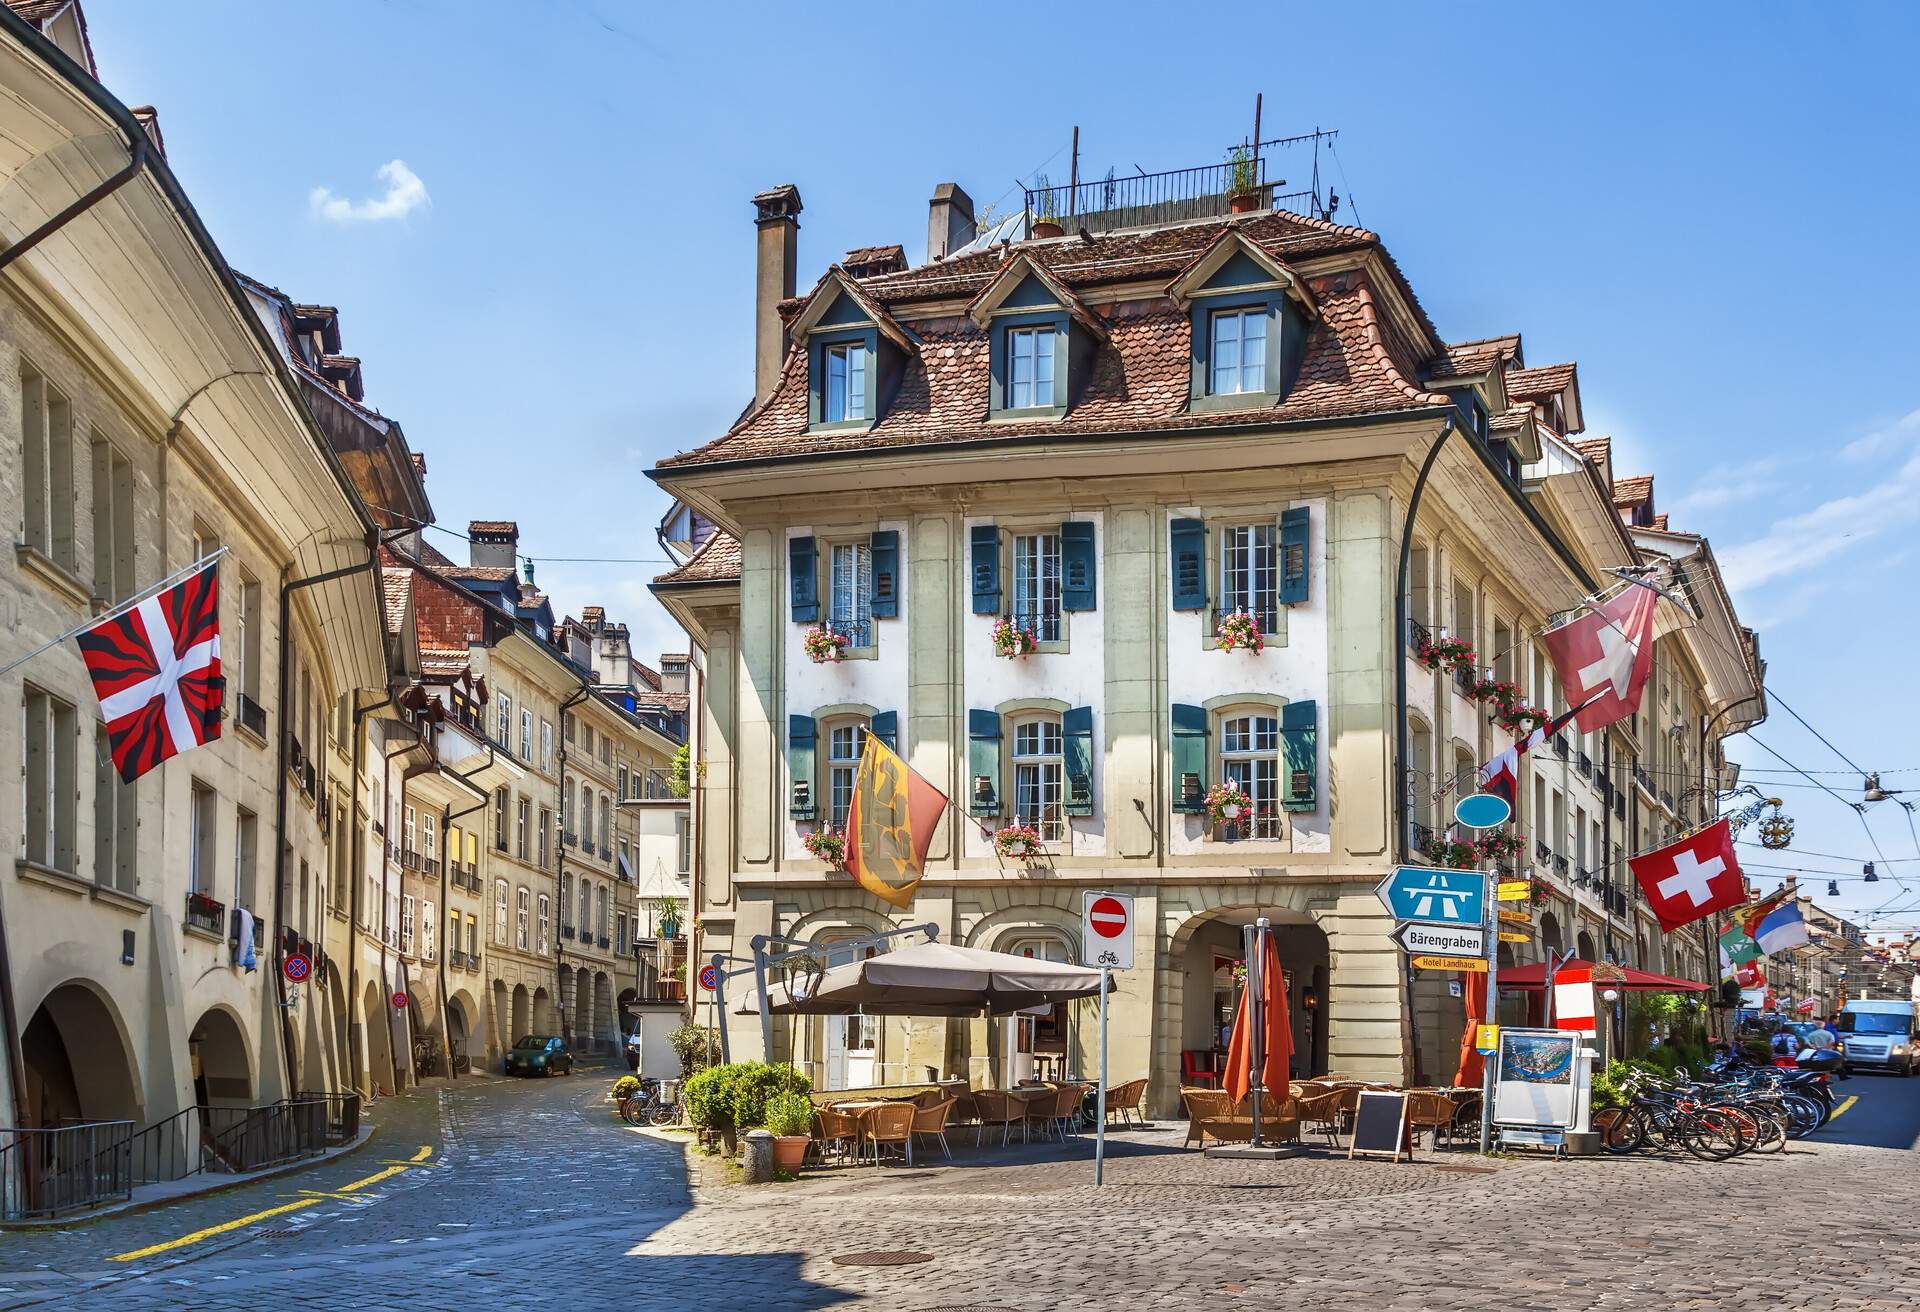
[532,987,555,1034]
[364,981,397,1096]
[1170,905,1332,1091]
[1576,930,1597,962]
[328,967,350,1085]
[21,982,142,1127]
[1541,912,1564,959]
[510,984,531,1043]
[555,965,576,1045]
[188,1006,254,1112]
[491,978,510,1060]
[446,991,476,1074]
[592,972,614,1053]
[616,987,639,1045]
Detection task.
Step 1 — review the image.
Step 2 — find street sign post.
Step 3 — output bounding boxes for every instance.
[1496,881,1532,902]
[1498,930,1532,943]
[281,952,312,984]
[1453,793,1512,830]
[1392,923,1486,958]
[391,991,408,1011]
[697,964,720,992]
[1375,866,1487,927]
[1410,954,1488,972]
[1498,909,1533,925]
[1081,891,1134,1187]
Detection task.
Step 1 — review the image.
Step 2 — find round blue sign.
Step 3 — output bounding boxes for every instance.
[1454,792,1513,830]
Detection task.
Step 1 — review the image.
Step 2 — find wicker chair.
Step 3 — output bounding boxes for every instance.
[1104,1078,1148,1128]
[972,1090,1028,1147]
[813,1108,863,1166]
[1051,1083,1090,1138]
[1251,1091,1303,1145]
[868,1102,917,1166]
[911,1097,957,1161]
[1404,1090,1461,1151]
[1295,1085,1355,1148]
[1181,1087,1238,1148]
[1023,1085,1064,1141]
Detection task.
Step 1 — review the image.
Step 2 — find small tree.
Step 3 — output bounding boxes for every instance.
[668,1022,720,1080]
[669,744,691,798]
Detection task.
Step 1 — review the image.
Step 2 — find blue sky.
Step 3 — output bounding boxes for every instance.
[83,1,1920,930]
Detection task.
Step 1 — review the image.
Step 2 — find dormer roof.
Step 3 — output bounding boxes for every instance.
[785,266,915,353]
[1164,227,1317,316]
[1506,362,1583,434]
[964,251,1107,340]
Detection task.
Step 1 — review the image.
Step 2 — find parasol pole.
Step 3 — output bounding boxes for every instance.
[1249,918,1268,1147]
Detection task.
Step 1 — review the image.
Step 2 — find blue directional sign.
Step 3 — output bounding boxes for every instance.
[1454,793,1513,830]
[1375,865,1487,928]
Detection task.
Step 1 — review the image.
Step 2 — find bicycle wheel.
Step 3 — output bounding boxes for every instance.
[1679,1110,1742,1161]
[619,1097,644,1127]
[1779,1094,1824,1137]
[649,1103,677,1127]
[1602,1106,1648,1155]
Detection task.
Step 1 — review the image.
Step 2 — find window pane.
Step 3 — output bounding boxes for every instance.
[1033,329,1053,392]
[829,543,873,647]
[1221,524,1278,630]
[1010,330,1033,409]
[1241,311,1266,392]
[846,347,866,419]
[1012,533,1061,642]
[1211,312,1239,394]
[826,347,847,422]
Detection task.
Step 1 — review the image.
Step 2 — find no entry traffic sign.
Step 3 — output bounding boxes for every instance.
[391,991,408,1010]
[698,964,720,992]
[281,952,312,984]
[1082,892,1134,970]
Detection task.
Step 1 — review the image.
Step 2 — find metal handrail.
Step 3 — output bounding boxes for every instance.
[0,1120,134,1220]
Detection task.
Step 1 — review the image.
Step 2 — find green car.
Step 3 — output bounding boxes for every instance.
[504,1034,573,1077]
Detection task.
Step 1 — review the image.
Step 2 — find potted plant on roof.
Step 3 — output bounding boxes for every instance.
[765,1089,816,1173]
[1032,174,1064,239]
[802,625,849,664]
[1228,144,1261,214]
[653,896,682,940]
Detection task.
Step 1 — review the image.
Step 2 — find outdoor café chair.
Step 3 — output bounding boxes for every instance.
[1023,1084,1064,1141]
[1180,1087,1237,1148]
[867,1102,917,1166]
[1181,1050,1221,1088]
[813,1108,863,1166]
[1049,1083,1090,1139]
[972,1090,1028,1147]
[911,1097,957,1162]
[1252,1091,1303,1145]
[1404,1090,1461,1151]
[1104,1077,1148,1128]
[1294,1086,1353,1148]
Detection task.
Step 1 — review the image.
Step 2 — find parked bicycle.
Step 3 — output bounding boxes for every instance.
[619,1077,682,1127]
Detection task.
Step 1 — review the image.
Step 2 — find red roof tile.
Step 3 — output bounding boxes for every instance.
[653,530,741,585]
[1612,474,1654,507]
[1569,437,1611,467]
[380,568,411,636]
[1506,363,1577,401]
[1427,334,1522,380]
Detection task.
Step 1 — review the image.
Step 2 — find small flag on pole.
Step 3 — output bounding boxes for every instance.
[846,732,948,908]
[77,562,223,782]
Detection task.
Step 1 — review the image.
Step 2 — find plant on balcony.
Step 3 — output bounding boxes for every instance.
[1415,633,1476,675]
[1475,828,1525,862]
[1470,676,1525,712]
[1492,701,1550,735]
[1529,879,1553,906]
[801,829,847,868]
[1228,144,1261,212]
[1202,781,1254,833]
[1215,610,1264,654]
[993,824,1046,861]
[1032,173,1063,238]
[991,616,1039,659]
[1420,834,1481,870]
[801,625,849,663]
[651,896,683,938]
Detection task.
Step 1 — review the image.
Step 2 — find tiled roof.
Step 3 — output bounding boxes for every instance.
[420,649,472,678]
[1612,474,1654,507]
[1569,437,1611,467]
[653,530,742,585]
[1651,512,1669,530]
[1427,334,1522,379]
[467,520,518,536]
[432,564,518,584]
[380,568,411,635]
[630,690,690,713]
[1506,363,1577,400]
[1490,405,1532,434]
[658,266,1448,470]
[842,244,908,276]
[7,1,73,21]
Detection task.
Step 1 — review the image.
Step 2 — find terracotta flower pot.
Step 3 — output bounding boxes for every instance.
[772,1134,810,1172]
[1230,191,1261,214]
[1033,220,1064,239]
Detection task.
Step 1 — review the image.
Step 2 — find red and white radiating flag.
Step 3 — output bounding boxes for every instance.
[1628,818,1746,934]
[1543,582,1658,734]
[1476,702,1589,806]
[76,563,222,782]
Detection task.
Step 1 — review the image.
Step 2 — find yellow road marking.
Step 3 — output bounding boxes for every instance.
[108,1146,435,1264]
[1828,1094,1858,1121]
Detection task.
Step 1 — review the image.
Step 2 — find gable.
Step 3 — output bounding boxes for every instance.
[999,273,1062,311]
[815,287,872,328]
[1199,248,1277,293]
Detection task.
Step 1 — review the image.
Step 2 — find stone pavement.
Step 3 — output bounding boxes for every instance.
[1,1070,1917,1310]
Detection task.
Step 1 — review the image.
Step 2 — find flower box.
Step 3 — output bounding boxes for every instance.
[802,829,847,868]
[1215,611,1264,654]
[991,617,1039,659]
[802,626,849,663]
[1419,835,1481,870]
[1415,634,1477,675]
[993,825,1045,861]
[1202,782,1253,832]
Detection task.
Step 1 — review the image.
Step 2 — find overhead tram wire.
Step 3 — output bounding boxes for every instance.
[365,502,675,567]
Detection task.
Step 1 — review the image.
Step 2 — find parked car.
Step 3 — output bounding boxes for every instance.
[625,1028,643,1073]
[505,1034,573,1077]
[1839,999,1918,1075]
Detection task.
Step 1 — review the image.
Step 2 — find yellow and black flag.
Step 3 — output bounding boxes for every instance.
[845,732,948,908]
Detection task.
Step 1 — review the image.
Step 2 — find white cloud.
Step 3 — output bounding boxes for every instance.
[1719,438,1920,592]
[309,160,429,224]
[1666,454,1795,519]
[1841,406,1920,462]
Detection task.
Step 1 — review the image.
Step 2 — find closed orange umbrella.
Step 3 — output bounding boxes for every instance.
[1222,926,1291,1107]
[1454,973,1485,1089]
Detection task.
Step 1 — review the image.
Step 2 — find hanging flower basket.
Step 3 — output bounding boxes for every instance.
[1420,835,1481,870]
[1216,611,1264,654]
[991,616,1039,659]
[1470,677,1525,713]
[993,824,1046,861]
[802,626,850,663]
[1202,782,1254,832]
[1475,828,1524,862]
[1492,702,1550,735]
[802,829,847,868]
[1529,879,1553,906]
[1414,633,1476,675]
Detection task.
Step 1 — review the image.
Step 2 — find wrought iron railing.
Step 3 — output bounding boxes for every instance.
[201,1100,330,1174]
[1022,160,1316,238]
[1407,618,1432,656]
[0,1121,134,1220]
[185,891,224,936]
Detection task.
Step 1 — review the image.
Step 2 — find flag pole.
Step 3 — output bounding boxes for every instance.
[0,546,228,680]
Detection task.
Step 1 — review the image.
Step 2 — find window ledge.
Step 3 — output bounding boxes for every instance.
[1187,391,1280,416]
[184,922,225,946]
[92,884,150,915]
[233,719,269,750]
[806,418,876,435]
[987,406,1067,424]
[14,859,89,897]
[15,545,94,610]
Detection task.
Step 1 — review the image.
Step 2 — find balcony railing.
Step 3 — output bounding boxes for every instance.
[185,892,224,936]
[561,925,576,942]
[1578,751,1594,776]
[1407,618,1432,657]
[1451,666,1475,697]
[1551,734,1569,760]
[1535,840,1552,864]
[597,935,611,951]
[1021,158,1314,239]
[1553,854,1570,875]
[400,849,420,870]
[237,693,267,739]
[423,857,441,877]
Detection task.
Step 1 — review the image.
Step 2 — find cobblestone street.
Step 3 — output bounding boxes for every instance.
[4,1069,1919,1310]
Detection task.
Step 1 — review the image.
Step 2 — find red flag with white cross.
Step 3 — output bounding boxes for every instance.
[1629,819,1746,934]
[76,562,223,782]
[1542,583,1658,734]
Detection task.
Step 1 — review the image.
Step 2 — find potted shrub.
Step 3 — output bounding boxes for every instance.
[1419,834,1481,870]
[611,1074,641,1113]
[991,616,1039,659]
[652,896,682,939]
[803,828,847,869]
[765,1090,816,1172]
[1032,174,1064,239]
[1228,145,1260,213]
[802,625,849,663]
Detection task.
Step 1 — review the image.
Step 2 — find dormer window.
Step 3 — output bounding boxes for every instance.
[1209,307,1267,395]
[824,343,867,422]
[1007,327,1057,411]
[793,270,915,434]
[968,253,1105,422]
[1166,229,1316,414]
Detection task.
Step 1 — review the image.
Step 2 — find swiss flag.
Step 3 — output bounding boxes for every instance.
[76,563,223,782]
[1543,583,1657,734]
[1734,957,1766,990]
[1629,819,1745,934]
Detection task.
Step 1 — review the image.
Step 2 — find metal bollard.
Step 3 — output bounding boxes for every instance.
[741,1129,775,1184]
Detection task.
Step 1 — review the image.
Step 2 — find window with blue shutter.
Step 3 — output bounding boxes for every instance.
[1279,506,1309,606]
[1170,519,1207,611]
[870,530,900,619]
[870,710,897,753]
[1060,521,1095,612]
[788,715,817,818]
[970,524,1001,615]
[1171,703,1209,812]
[968,709,1002,816]
[789,536,818,622]
[1062,705,1094,816]
[1281,699,1317,811]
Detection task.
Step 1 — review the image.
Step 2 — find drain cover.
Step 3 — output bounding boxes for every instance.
[833,1251,934,1267]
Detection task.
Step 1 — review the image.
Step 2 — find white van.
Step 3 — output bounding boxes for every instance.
[1840,999,1919,1075]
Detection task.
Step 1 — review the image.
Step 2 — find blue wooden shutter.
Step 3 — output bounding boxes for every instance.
[1279,506,1309,606]
[1170,518,1206,611]
[1171,703,1209,813]
[1062,705,1094,816]
[967,709,1002,816]
[788,536,818,622]
[1060,521,1096,613]
[787,715,817,818]
[970,524,1001,615]
[869,710,897,753]
[870,530,900,619]
[1281,699,1317,812]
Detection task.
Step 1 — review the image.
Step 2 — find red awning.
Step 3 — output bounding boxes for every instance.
[1496,959,1710,993]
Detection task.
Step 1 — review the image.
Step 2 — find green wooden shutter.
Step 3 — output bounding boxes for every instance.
[1062,705,1094,816]
[1171,703,1209,813]
[967,709,1002,816]
[870,530,900,619]
[788,536,818,622]
[869,710,897,753]
[1170,518,1206,611]
[1060,521,1096,612]
[970,525,1001,615]
[787,715,817,819]
[1279,506,1309,606]
[1281,699,1317,811]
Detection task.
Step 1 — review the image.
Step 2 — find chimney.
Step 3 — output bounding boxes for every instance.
[467,520,519,570]
[752,184,803,405]
[927,182,975,262]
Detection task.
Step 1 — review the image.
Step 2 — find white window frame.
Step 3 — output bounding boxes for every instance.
[516,887,530,950]
[1012,532,1062,642]
[519,708,533,763]
[537,893,550,953]
[1007,326,1055,410]
[1011,716,1065,842]
[1220,523,1278,633]
[1208,306,1267,396]
[494,879,509,944]
[1219,711,1281,840]
[826,719,868,833]
[824,342,867,423]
